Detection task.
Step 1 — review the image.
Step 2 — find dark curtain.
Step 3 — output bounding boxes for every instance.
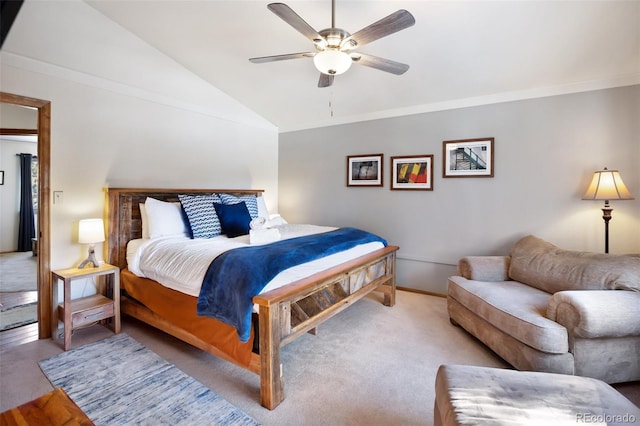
[17,153,35,252]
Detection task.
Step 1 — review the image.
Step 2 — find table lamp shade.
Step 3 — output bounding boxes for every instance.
[582,168,634,201]
[78,219,105,244]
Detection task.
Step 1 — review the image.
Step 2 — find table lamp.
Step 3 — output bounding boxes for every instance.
[582,167,634,253]
[78,218,105,268]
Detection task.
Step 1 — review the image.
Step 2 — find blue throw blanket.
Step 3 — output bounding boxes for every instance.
[197,227,387,342]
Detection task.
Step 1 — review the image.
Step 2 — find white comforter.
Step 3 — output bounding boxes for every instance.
[127,224,384,298]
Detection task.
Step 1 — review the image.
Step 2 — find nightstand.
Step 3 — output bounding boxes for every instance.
[51,263,120,350]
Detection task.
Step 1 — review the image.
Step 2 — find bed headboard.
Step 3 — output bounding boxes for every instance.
[106,188,264,269]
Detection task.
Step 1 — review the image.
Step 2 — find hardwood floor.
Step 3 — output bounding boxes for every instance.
[0,291,37,309]
[0,291,39,351]
[0,323,39,351]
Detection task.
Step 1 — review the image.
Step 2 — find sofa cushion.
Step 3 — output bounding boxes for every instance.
[547,290,640,338]
[448,276,568,353]
[458,256,510,281]
[509,235,640,294]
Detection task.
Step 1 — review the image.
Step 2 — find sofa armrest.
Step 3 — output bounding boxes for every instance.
[547,290,640,338]
[457,256,510,281]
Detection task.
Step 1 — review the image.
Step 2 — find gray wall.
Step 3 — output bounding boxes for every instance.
[279,86,640,294]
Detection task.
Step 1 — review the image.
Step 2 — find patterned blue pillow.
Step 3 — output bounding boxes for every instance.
[178,194,222,239]
[218,193,259,219]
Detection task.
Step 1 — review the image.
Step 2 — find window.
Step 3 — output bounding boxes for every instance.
[31,157,38,213]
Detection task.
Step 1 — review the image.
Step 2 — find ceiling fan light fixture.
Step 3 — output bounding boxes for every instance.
[251,3,415,87]
[314,49,352,75]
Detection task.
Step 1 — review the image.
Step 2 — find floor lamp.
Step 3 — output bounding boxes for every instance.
[582,168,634,253]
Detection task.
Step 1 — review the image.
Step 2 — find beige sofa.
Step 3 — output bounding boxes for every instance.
[447,235,640,384]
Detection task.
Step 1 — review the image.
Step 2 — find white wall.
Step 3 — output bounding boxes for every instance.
[1,0,279,302]
[278,86,640,294]
[0,103,38,128]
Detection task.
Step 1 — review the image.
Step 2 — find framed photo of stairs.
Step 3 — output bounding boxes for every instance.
[443,138,494,178]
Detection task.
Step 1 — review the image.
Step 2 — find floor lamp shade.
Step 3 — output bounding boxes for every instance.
[78,218,105,268]
[582,168,634,253]
[582,168,634,201]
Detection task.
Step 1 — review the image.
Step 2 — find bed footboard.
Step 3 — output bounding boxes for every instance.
[253,245,398,409]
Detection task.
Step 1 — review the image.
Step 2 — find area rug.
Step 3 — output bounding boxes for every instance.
[0,301,37,331]
[38,333,260,425]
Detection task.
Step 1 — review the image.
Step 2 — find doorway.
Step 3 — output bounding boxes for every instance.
[0,92,51,341]
[0,123,37,336]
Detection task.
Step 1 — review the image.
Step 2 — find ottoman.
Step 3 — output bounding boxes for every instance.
[435,365,640,426]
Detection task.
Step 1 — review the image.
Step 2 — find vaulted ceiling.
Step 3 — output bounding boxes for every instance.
[18,1,640,132]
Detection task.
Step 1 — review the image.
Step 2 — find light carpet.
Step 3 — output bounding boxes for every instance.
[38,333,260,426]
[0,251,37,292]
[5,292,637,425]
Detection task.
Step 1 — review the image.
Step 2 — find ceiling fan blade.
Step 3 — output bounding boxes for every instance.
[268,3,323,43]
[341,9,415,50]
[249,52,315,63]
[318,73,334,88]
[350,53,409,75]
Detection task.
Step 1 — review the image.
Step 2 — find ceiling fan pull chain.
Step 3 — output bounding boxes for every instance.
[331,0,336,28]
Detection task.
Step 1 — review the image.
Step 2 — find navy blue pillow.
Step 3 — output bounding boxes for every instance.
[213,202,252,238]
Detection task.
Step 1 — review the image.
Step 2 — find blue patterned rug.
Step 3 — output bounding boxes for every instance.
[38,333,260,425]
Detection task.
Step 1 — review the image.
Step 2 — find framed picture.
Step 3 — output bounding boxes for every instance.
[347,154,383,187]
[443,138,494,178]
[390,155,434,190]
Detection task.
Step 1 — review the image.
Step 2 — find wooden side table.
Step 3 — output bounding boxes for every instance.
[51,263,120,350]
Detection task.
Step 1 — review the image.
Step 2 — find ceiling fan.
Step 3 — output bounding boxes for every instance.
[249,1,415,88]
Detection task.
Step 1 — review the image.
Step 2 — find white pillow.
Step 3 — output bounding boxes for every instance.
[257,195,269,219]
[139,203,150,239]
[144,197,189,239]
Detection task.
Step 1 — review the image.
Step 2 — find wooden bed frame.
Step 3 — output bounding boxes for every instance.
[106,188,398,410]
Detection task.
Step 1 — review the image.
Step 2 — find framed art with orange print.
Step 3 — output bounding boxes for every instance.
[390,155,433,190]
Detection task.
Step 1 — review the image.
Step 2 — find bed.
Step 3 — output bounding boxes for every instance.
[106,188,398,410]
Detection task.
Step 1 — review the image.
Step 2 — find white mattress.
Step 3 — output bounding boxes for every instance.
[126,224,385,298]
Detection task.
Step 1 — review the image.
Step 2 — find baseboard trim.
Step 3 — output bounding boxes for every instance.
[397,286,446,298]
